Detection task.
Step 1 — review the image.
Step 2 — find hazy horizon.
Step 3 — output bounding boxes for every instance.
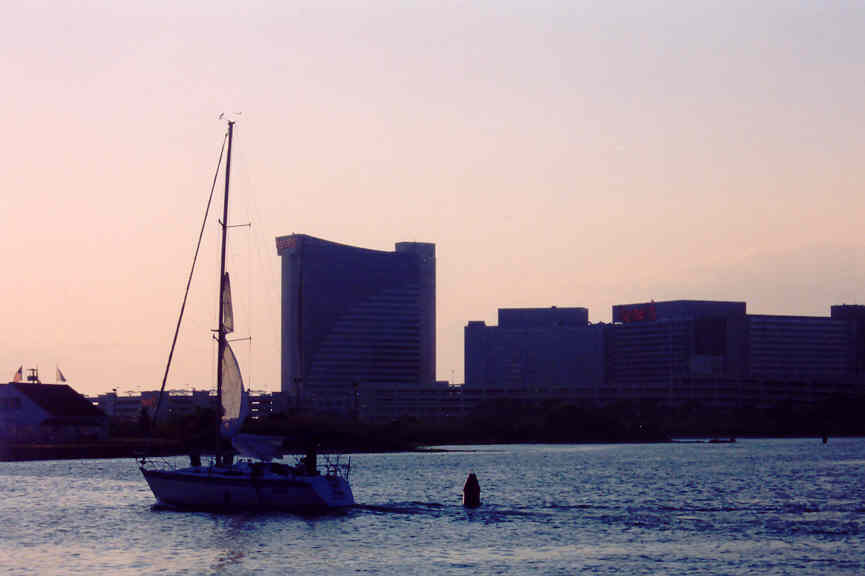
[2,1,863,395]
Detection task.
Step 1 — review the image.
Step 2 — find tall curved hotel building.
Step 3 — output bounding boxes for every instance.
[275,234,436,412]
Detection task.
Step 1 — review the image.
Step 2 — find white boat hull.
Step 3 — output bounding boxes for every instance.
[141,463,354,512]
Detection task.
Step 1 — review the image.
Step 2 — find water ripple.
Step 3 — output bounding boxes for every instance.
[2,438,864,574]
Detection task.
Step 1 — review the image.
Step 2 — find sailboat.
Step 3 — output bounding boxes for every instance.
[139,121,354,512]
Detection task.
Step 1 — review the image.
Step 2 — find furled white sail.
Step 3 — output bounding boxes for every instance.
[220,342,248,439]
[222,273,234,334]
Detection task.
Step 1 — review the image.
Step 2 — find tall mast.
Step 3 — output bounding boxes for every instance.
[216,120,234,463]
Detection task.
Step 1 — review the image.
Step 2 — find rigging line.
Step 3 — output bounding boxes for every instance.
[247,216,253,394]
[152,132,229,428]
[245,174,281,394]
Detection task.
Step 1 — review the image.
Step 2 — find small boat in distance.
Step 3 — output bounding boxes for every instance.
[139,121,354,512]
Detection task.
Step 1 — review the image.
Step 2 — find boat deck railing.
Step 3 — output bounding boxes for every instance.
[321,454,351,481]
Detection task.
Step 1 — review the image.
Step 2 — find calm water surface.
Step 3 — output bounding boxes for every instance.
[1,439,864,575]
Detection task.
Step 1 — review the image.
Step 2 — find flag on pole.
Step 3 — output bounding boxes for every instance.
[56,366,67,383]
[12,366,23,383]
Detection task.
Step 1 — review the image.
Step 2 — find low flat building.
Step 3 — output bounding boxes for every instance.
[363,381,466,423]
[93,390,215,422]
[248,393,276,421]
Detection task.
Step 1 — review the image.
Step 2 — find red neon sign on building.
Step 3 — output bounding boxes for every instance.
[615,302,657,323]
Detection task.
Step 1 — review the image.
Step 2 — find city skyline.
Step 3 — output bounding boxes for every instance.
[2,2,864,395]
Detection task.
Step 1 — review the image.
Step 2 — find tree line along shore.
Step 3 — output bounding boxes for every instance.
[3,395,864,461]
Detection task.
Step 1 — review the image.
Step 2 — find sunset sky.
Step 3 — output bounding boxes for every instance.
[2,1,863,395]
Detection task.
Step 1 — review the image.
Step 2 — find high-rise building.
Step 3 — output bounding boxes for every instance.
[275,234,435,413]
[607,300,748,406]
[465,300,864,412]
[464,307,604,398]
[747,314,850,382]
[830,305,865,375]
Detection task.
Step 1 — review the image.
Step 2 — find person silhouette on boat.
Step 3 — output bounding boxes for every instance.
[299,444,319,475]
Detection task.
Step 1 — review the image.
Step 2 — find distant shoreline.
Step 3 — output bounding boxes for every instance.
[1,435,856,462]
[0,439,183,462]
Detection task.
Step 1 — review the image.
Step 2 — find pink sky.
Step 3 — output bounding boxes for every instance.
[2,1,863,395]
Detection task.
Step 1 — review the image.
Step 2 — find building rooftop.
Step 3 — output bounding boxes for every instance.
[12,383,106,422]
